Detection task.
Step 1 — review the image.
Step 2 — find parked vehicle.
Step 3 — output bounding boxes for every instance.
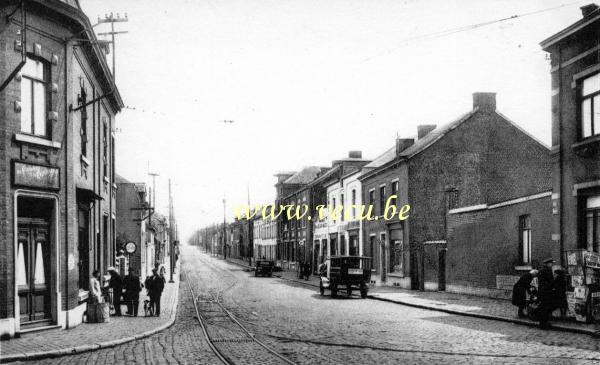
[255,259,274,277]
[319,256,372,298]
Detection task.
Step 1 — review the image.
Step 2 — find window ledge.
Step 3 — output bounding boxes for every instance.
[572,135,600,157]
[14,133,61,149]
[515,265,532,271]
[80,154,90,167]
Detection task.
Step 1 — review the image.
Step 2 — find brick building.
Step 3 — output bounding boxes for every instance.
[275,167,327,270]
[541,4,600,264]
[360,93,552,292]
[309,152,370,271]
[0,0,122,338]
[115,175,149,278]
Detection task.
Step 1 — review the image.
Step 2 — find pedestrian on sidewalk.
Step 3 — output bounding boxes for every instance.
[89,270,102,304]
[107,267,124,316]
[554,269,568,319]
[535,258,556,328]
[149,268,165,316]
[512,269,538,318]
[124,268,143,317]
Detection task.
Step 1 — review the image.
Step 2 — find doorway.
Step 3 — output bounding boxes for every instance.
[17,219,51,324]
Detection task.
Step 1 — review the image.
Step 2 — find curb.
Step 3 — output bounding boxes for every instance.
[224,258,600,338]
[0,272,181,364]
[367,295,600,338]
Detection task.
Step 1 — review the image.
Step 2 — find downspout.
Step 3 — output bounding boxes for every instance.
[63,38,69,329]
[558,46,565,268]
[0,1,26,93]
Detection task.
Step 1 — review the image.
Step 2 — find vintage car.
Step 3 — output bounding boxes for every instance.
[254,259,275,277]
[319,256,372,298]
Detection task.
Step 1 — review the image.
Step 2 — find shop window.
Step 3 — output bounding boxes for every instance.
[519,215,532,264]
[349,235,359,256]
[20,57,49,137]
[340,235,346,255]
[581,73,600,139]
[586,196,600,252]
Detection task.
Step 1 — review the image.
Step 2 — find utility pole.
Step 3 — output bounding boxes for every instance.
[148,170,159,264]
[96,12,129,79]
[223,195,227,260]
[169,179,175,283]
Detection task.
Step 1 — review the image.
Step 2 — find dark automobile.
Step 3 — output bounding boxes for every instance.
[254,259,274,277]
[319,256,372,298]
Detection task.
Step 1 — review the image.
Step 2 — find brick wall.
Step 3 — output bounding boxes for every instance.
[446,196,555,290]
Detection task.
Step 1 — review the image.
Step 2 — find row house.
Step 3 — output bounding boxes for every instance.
[360,93,553,294]
[230,217,252,263]
[252,213,276,261]
[276,167,327,270]
[0,0,122,338]
[541,4,600,262]
[115,175,150,278]
[310,152,370,272]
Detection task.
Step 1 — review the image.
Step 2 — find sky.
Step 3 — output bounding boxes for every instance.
[79,0,588,241]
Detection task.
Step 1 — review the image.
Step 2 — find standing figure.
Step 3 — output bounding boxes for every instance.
[107,267,124,316]
[512,269,539,318]
[149,268,165,316]
[535,258,556,328]
[124,268,143,317]
[554,269,568,319]
[89,270,102,304]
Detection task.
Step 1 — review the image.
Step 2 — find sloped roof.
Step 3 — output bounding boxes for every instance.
[283,166,326,185]
[115,173,130,184]
[399,110,476,158]
[362,110,476,170]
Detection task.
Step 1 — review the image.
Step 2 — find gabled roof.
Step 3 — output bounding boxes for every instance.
[362,110,476,170]
[283,166,326,185]
[540,7,600,50]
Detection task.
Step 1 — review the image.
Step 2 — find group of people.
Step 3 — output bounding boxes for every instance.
[88,263,166,317]
[512,258,568,328]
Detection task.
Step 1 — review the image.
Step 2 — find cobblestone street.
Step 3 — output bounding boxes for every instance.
[7,245,600,364]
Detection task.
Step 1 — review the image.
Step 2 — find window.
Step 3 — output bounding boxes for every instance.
[20,57,49,137]
[111,135,115,182]
[519,215,532,264]
[340,193,344,221]
[586,196,600,253]
[446,188,459,210]
[103,120,108,178]
[332,197,336,222]
[80,86,89,157]
[340,234,346,255]
[379,186,386,215]
[369,235,375,262]
[369,190,375,210]
[351,189,356,219]
[391,181,399,207]
[581,73,600,139]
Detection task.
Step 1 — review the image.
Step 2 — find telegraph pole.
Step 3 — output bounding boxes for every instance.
[96,13,129,79]
[169,179,175,283]
[223,195,227,260]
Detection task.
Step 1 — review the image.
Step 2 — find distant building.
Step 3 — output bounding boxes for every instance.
[253,214,276,261]
[116,175,150,278]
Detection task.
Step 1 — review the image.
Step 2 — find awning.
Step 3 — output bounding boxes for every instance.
[76,187,103,202]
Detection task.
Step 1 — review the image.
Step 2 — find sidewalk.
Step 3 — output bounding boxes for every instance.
[0,260,180,363]
[224,257,600,337]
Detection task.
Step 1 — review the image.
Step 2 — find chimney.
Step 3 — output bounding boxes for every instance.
[417,125,436,139]
[396,138,415,155]
[348,150,362,159]
[472,92,496,111]
[581,4,599,18]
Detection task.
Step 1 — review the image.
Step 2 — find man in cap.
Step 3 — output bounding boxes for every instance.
[535,258,556,328]
[107,266,124,316]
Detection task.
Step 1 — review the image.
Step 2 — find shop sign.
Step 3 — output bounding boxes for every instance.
[13,161,60,190]
[584,251,600,269]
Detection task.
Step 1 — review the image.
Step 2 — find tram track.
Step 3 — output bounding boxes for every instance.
[182,255,298,365]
